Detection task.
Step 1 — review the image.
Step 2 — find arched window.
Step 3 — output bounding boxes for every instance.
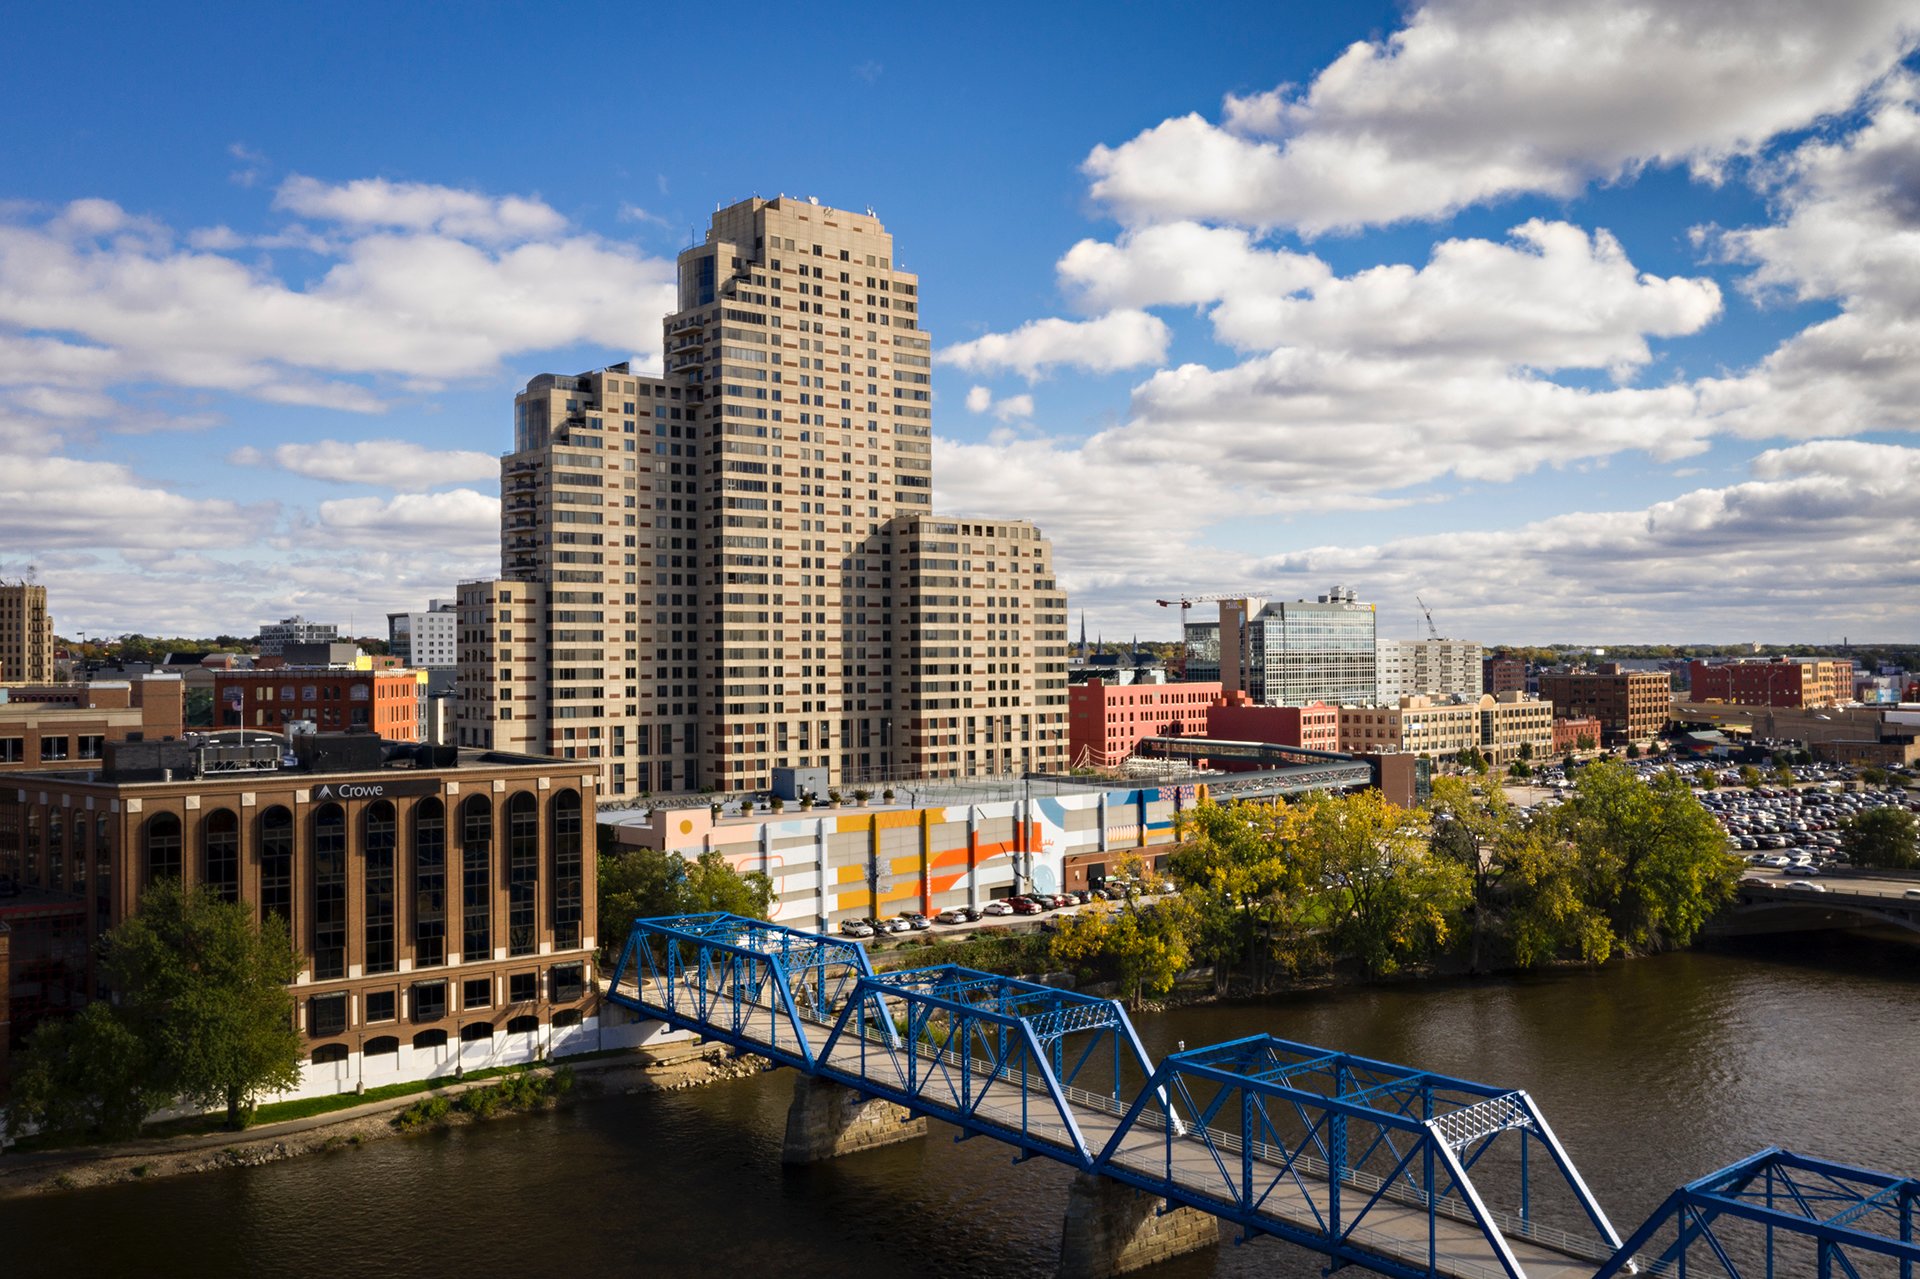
[311,1043,349,1065]
[506,1015,539,1035]
[364,801,396,975]
[553,1008,583,1028]
[71,810,88,893]
[412,1029,448,1051]
[458,1021,494,1043]
[312,803,347,981]
[459,795,491,961]
[143,812,182,886]
[259,806,294,925]
[413,798,446,967]
[364,1035,400,1058]
[202,809,239,902]
[551,790,583,951]
[506,792,537,957]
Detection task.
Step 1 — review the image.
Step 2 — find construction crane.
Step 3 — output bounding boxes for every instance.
[1416,595,1440,640]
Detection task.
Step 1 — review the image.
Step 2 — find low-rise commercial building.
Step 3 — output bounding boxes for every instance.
[388,601,458,669]
[0,733,602,1095]
[215,667,423,741]
[1553,716,1603,755]
[1337,693,1554,766]
[1538,665,1669,747]
[1069,679,1220,767]
[1688,657,1855,709]
[256,616,338,657]
[1204,694,1341,753]
[0,676,184,773]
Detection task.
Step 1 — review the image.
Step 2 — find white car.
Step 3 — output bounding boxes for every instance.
[980,900,1014,917]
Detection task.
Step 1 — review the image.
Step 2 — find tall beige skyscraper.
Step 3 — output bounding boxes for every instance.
[0,582,53,685]
[458,197,1068,796]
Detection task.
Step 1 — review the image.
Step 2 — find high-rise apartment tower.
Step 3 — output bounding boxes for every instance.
[457,197,1069,796]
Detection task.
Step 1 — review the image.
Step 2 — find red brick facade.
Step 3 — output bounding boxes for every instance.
[1069,680,1221,766]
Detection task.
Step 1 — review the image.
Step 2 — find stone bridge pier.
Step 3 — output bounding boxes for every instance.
[781,1074,927,1163]
[1057,1170,1221,1278]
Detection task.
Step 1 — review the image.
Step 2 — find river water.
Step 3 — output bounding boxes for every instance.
[11,933,1920,1278]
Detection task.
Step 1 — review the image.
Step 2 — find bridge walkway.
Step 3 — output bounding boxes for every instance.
[615,963,1605,1279]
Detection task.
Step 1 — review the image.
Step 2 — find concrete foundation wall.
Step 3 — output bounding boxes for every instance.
[1058,1170,1220,1278]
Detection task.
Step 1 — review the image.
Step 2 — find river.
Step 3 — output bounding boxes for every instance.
[10,932,1919,1277]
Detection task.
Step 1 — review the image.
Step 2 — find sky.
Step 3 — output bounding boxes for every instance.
[2,0,1919,646]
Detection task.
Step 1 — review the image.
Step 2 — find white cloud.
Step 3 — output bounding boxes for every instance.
[1057,222,1329,311]
[231,439,500,488]
[1212,219,1721,368]
[0,195,676,409]
[315,488,501,547]
[938,310,1170,378]
[0,453,272,551]
[963,385,1034,422]
[275,174,566,243]
[1084,0,1920,233]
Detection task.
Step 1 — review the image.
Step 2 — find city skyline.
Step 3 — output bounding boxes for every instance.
[2,2,1919,644]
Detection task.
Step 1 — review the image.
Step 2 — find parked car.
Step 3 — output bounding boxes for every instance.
[980,900,1014,917]
[840,919,874,938]
[936,908,970,925]
[1009,897,1042,915]
[901,912,932,930]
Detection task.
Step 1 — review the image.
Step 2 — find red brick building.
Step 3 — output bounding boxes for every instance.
[1483,654,1528,697]
[1069,679,1220,766]
[1688,658,1854,709]
[1553,716,1603,754]
[1538,665,1670,747]
[215,668,421,741]
[1205,693,1342,752]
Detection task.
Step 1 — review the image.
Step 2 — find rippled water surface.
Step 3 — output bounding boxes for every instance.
[11,933,1920,1278]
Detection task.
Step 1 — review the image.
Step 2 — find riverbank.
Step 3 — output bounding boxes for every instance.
[0,1041,769,1200]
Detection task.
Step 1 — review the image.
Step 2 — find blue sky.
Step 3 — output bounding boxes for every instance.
[2,1,1918,645]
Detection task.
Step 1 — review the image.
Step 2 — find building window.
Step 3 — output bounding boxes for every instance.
[77,735,104,760]
[312,1043,349,1065]
[463,976,492,1010]
[507,1014,539,1035]
[202,808,239,902]
[414,798,446,967]
[364,800,396,975]
[260,805,294,927]
[411,979,447,1023]
[553,1008,583,1028]
[143,812,182,886]
[0,738,21,763]
[506,792,537,957]
[46,810,65,889]
[550,963,585,1003]
[552,789,583,951]
[508,971,537,1004]
[460,795,491,960]
[309,992,348,1038]
[40,736,69,762]
[459,1022,494,1043]
[366,990,397,1023]
[412,1028,447,1051]
[312,803,347,981]
[365,1035,400,1058]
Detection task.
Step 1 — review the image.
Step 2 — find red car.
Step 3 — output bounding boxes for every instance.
[1008,897,1042,915]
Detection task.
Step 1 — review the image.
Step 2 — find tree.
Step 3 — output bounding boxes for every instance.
[1548,760,1739,952]
[1861,767,1890,787]
[1840,807,1919,870]
[104,881,302,1129]
[1775,765,1795,787]
[1300,790,1467,978]
[1740,765,1763,790]
[1518,741,1534,762]
[1625,743,1641,760]
[6,1002,163,1140]
[1049,900,1191,1009]
[1427,776,1517,973]
[1575,733,1597,752]
[1699,771,1718,791]
[1500,827,1615,969]
[1170,799,1323,991]
[597,846,773,963]
[1507,759,1532,778]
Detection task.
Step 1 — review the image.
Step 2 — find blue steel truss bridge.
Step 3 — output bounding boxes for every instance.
[607,914,1920,1279]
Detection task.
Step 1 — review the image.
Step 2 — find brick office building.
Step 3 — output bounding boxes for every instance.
[1538,665,1670,747]
[1688,657,1855,709]
[0,675,184,773]
[1204,693,1342,753]
[215,667,422,741]
[1069,679,1221,766]
[0,733,600,1095]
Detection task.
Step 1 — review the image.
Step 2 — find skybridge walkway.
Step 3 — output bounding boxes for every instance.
[605,914,1920,1279]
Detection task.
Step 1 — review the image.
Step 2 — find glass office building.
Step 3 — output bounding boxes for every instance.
[1246,588,1377,706]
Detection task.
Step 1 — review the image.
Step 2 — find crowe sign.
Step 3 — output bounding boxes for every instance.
[309,778,443,802]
